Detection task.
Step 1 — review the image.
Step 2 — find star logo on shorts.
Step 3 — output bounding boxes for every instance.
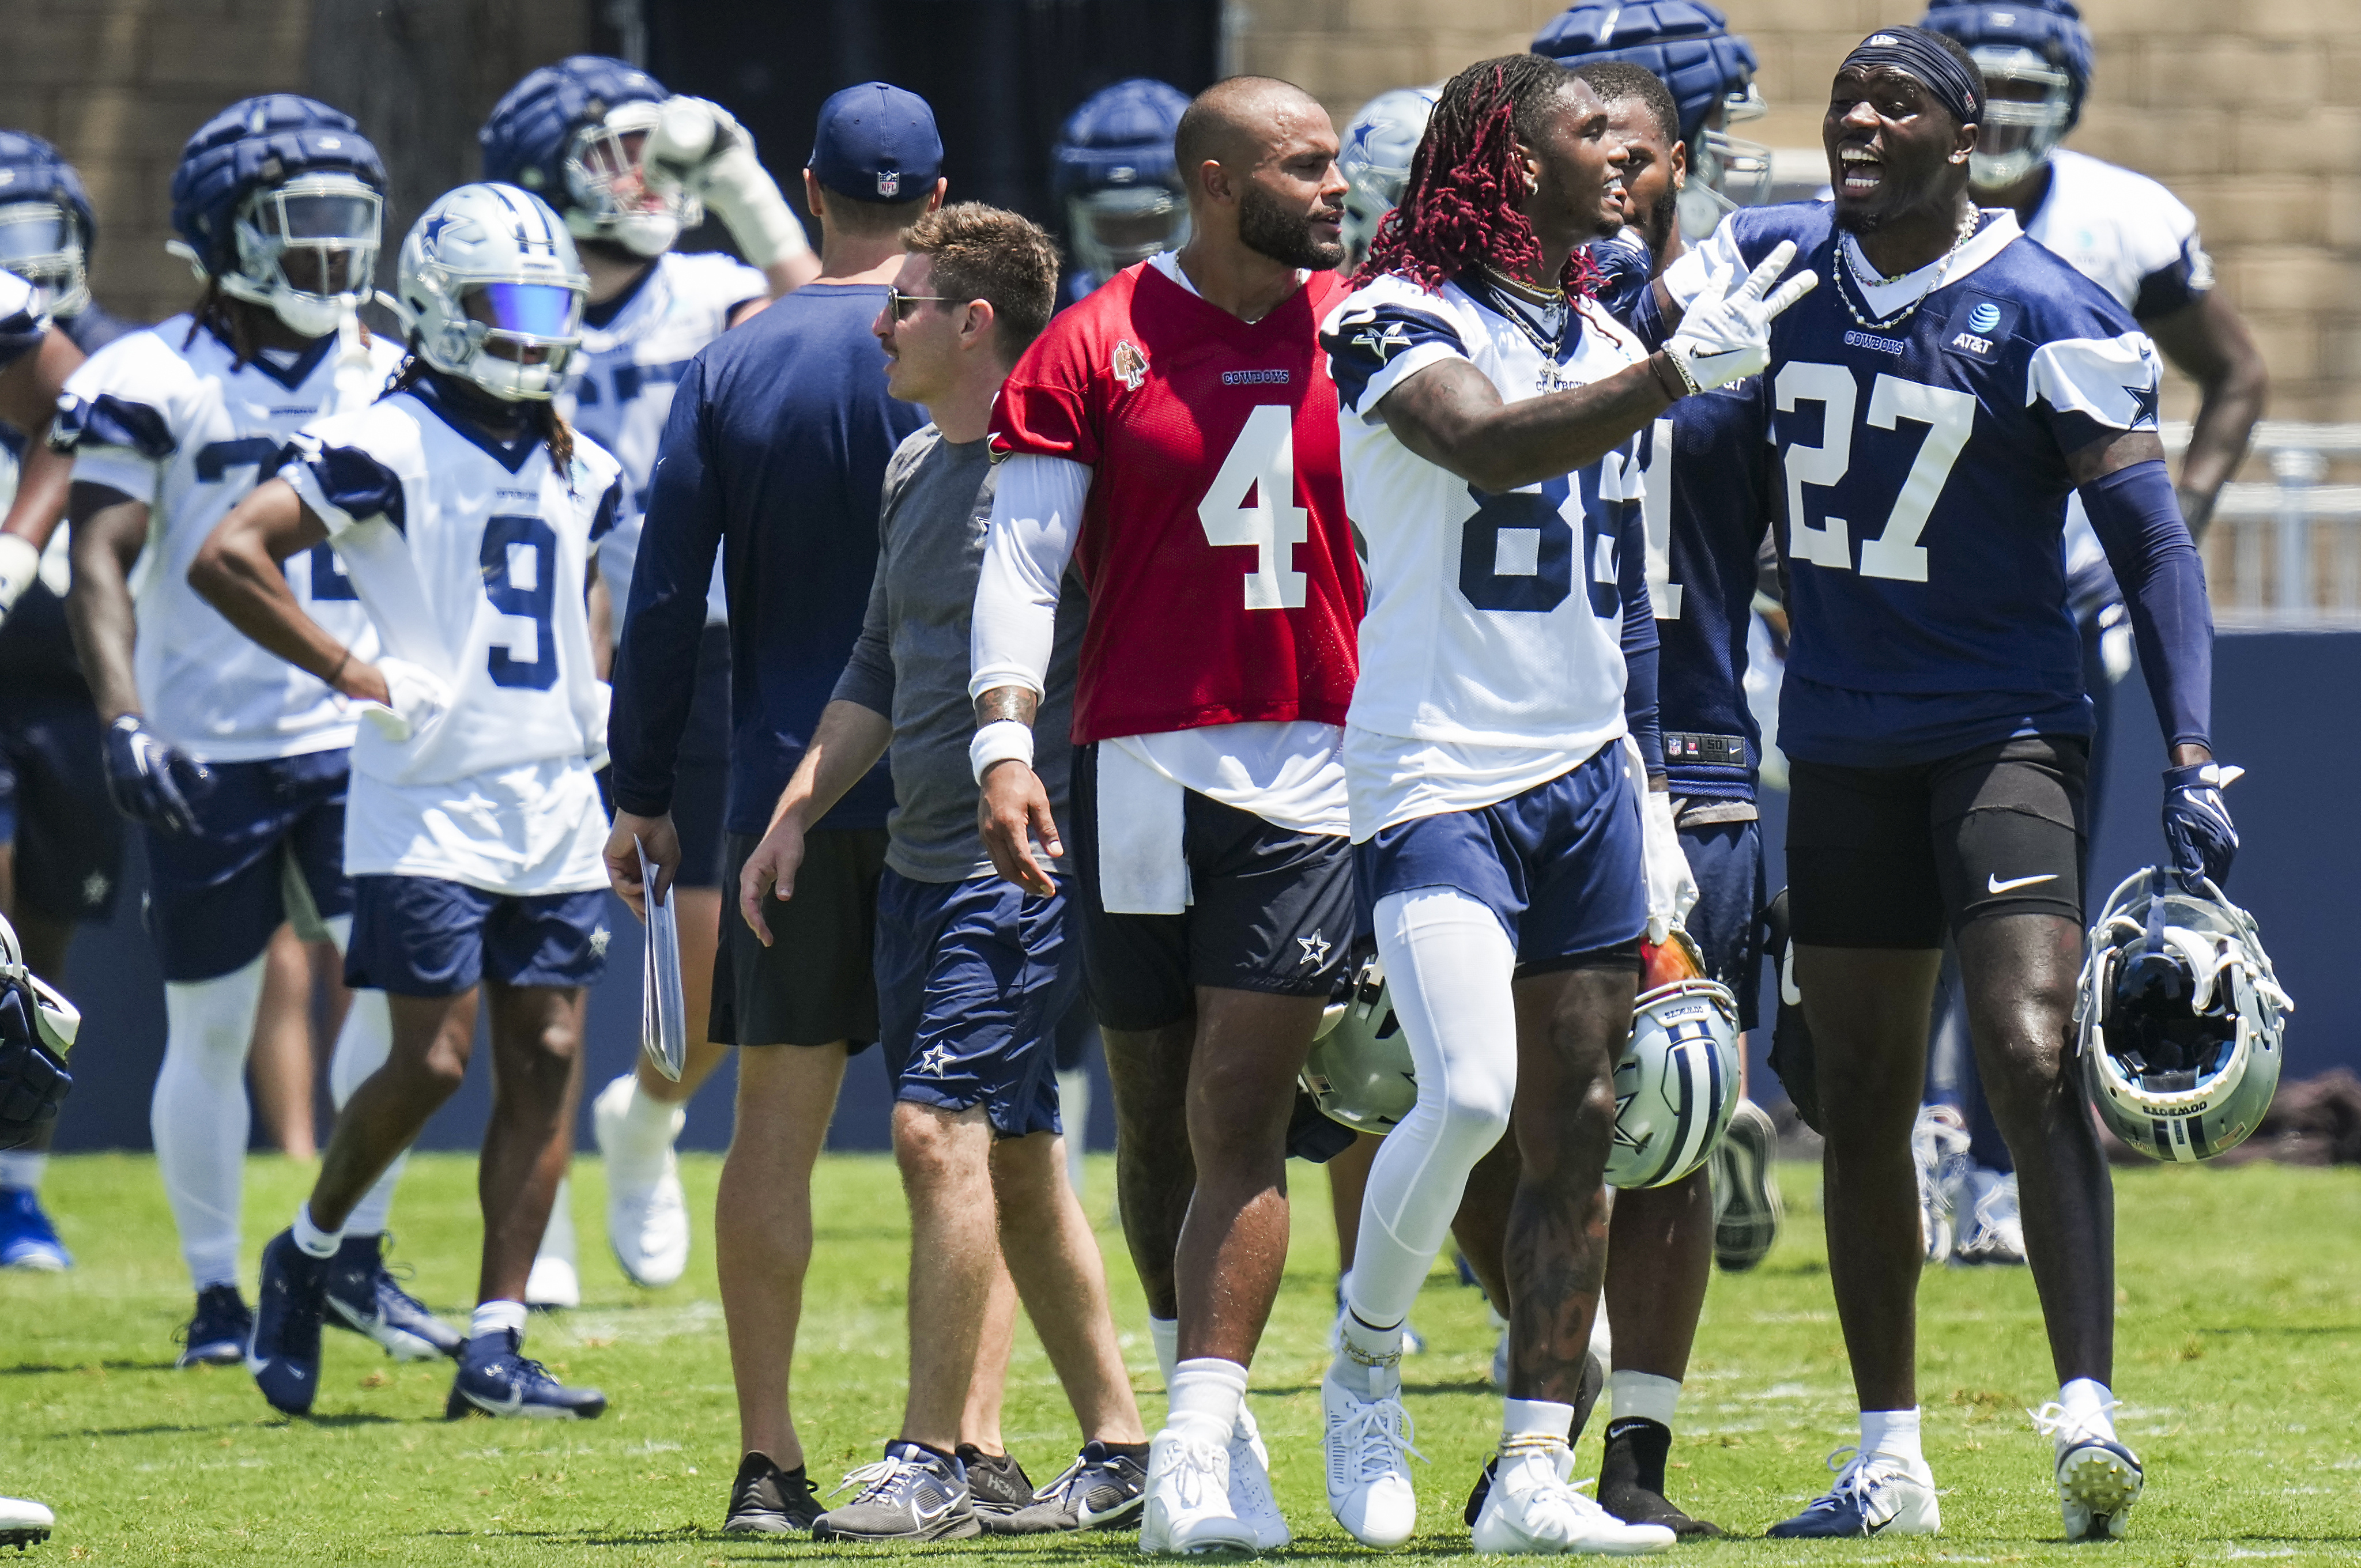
[912,1041,957,1078]
[81,871,112,908]
[1297,931,1331,968]
[589,927,612,958]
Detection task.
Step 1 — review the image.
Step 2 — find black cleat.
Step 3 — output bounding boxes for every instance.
[176,1283,252,1368]
[325,1234,463,1360]
[957,1445,1035,1521]
[991,1440,1148,1534]
[247,1231,331,1414]
[723,1451,821,1533]
[1598,1418,1725,1537]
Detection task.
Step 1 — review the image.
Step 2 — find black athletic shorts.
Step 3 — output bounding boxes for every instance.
[1069,743,1355,1033]
[669,625,734,890]
[710,827,887,1050]
[1786,734,2087,950]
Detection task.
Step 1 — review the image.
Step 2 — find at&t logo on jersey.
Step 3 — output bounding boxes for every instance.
[1943,293,2020,361]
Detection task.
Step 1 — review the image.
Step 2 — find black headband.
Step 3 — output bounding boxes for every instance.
[1839,27,1982,129]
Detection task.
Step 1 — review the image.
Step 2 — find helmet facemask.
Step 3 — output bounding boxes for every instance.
[0,199,89,318]
[1680,83,1773,242]
[1967,45,2073,190]
[1066,184,1188,283]
[221,172,382,338]
[442,278,585,401]
[564,103,697,258]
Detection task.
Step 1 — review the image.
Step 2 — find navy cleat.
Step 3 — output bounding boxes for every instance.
[0,1187,69,1271]
[247,1230,331,1415]
[325,1234,462,1360]
[1765,1448,1941,1538]
[445,1329,606,1419]
[2032,1403,2143,1540]
[176,1284,252,1368]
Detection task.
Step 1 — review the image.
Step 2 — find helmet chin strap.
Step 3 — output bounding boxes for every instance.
[329,299,376,414]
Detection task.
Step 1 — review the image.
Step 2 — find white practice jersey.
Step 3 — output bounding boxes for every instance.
[281,381,627,896]
[2023,149,2212,320]
[1320,271,1649,836]
[562,250,765,626]
[58,320,400,760]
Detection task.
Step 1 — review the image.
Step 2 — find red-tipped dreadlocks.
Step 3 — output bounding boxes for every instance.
[1361,55,1602,300]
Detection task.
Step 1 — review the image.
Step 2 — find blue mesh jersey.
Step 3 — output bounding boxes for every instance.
[1664,203,2166,769]
[1595,232,1773,802]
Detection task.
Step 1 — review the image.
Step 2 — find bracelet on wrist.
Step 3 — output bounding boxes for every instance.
[325,647,352,690]
[1651,350,1696,400]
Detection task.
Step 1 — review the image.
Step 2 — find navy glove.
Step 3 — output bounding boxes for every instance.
[2162,760,2242,892]
[103,714,213,835]
[0,989,70,1150]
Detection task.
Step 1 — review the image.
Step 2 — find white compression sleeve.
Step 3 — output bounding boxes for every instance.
[1344,888,1521,1331]
[322,917,405,1238]
[968,453,1089,702]
[152,954,270,1290]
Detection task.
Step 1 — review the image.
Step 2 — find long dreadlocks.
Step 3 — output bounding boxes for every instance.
[386,351,575,490]
[1361,54,1602,299]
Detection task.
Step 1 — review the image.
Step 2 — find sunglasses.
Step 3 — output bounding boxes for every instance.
[885,285,959,320]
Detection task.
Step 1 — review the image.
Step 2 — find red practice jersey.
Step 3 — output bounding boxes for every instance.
[991,260,1364,743]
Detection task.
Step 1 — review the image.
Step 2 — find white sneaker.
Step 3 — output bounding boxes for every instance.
[0,1494,53,1548]
[593,1074,691,1287]
[525,1177,580,1309]
[1764,1448,1941,1537]
[2031,1403,2142,1540]
[1322,1367,1423,1548]
[1469,1441,1674,1555]
[1910,1106,1972,1261]
[1951,1169,2027,1267]
[1228,1403,1289,1550]
[1141,1426,1256,1555]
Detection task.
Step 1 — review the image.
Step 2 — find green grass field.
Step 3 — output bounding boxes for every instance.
[5,1151,2360,1564]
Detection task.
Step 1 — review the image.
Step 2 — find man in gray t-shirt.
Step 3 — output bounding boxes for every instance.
[737,205,1150,1541]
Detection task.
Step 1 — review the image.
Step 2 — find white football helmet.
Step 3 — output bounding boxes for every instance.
[1302,955,1416,1135]
[387,183,587,402]
[1966,44,2075,190]
[0,913,77,1059]
[1338,85,1440,273]
[1607,932,1741,1190]
[2076,867,2291,1163]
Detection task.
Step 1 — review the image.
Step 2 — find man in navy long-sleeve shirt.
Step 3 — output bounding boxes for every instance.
[601,83,938,1533]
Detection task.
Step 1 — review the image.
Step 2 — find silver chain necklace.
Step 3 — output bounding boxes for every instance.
[1838,206,1982,332]
[1476,266,1571,360]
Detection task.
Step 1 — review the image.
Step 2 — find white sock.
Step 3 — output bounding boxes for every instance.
[1054,1067,1090,1195]
[537,1177,576,1265]
[610,1074,682,1157]
[1860,1407,1925,1471]
[152,955,269,1290]
[0,1151,46,1191]
[1609,1370,1681,1430]
[1149,1315,1179,1393]
[1349,889,1519,1328]
[470,1298,529,1341]
[1330,1308,1405,1399]
[2058,1378,2117,1442]
[1167,1357,1247,1445]
[292,1201,342,1259]
[1503,1397,1575,1448]
[326,986,405,1237]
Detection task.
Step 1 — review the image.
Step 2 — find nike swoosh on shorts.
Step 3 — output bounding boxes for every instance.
[1987,872,2060,894]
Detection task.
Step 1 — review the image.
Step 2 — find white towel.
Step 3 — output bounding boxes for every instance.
[1097,740,1190,915]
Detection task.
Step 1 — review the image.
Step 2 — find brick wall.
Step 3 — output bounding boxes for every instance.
[7,0,592,330]
[1229,0,2361,421]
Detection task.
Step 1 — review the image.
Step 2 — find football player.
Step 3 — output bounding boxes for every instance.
[1651,27,2229,1540]
[54,95,460,1369]
[479,55,817,1301]
[0,908,77,1554]
[195,182,621,1422]
[0,137,117,1268]
[1316,54,1806,1554]
[1050,79,1191,306]
[968,74,1364,1555]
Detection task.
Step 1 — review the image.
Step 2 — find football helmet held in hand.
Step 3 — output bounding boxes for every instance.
[2076,867,2290,1163]
[1302,953,1416,1135]
[0,912,78,1148]
[1609,930,1741,1189]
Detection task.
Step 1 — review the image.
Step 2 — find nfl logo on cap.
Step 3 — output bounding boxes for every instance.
[877,169,901,197]
[808,81,942,206]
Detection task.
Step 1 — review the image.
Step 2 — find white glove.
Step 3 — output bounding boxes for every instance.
[1662,239,1819,394]
[357,656,453,744]
[0,532,40,627]
[643,96,810,271]
[1625,736,1699,946]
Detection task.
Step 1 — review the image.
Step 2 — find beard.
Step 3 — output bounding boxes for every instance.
[1636,183,1681,260]
[1238,182,1345,271]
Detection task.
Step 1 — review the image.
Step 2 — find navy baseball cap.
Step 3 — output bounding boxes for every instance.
[808,82,942,202]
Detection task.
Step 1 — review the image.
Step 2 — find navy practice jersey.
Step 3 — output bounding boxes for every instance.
[1665,204,2164,769]
[1594,231,1775,802]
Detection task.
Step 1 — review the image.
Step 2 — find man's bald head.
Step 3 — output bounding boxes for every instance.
[1174,75,1326,192]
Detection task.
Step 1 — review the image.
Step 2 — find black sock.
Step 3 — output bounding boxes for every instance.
[1102,1440,1150,1459]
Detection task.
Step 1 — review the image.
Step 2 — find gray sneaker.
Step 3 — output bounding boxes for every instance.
[991,1440,1149,1534]
[957,1444,1036,1521]
[812,1441,980,1542]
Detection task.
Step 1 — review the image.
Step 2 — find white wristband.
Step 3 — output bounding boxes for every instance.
[0,532,41,616]
[970,719,1035,786]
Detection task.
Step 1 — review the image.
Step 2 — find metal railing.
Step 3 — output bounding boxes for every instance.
[2164,422,2361,628]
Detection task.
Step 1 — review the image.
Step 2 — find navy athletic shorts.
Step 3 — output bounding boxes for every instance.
[344,875,612,997]
[874,868,1081,1139]
[1357,740,1647,976]
[1069,743,1355,1033]
[0,691,123,922]
[1676,814,1765,1030]
[142,750,350,983]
